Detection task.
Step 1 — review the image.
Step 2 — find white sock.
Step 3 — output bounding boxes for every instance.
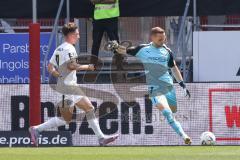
[86,110,105,139]
[34,117,67,132]
[182,133,189,140]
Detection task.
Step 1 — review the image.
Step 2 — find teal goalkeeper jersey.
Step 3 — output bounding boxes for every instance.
[127,43,175,95]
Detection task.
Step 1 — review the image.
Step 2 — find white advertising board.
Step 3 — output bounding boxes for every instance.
[0,83,240,145]
[193,31,240,82]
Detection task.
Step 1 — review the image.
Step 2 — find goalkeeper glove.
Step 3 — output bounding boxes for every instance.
[179,81,191,98]
[107,40,119,51]
[107,41,126,54]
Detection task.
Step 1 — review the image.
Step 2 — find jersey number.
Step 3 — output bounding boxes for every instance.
[55,53,73,66]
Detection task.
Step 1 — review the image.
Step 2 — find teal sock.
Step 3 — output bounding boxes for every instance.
[161,108,186,137]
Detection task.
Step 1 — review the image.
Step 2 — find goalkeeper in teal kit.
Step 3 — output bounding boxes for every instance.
[109,27,192,144]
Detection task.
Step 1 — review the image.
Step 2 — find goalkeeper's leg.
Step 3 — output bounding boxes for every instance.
[151,94,191,145]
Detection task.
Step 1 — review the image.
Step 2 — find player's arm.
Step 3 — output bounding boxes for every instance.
[77,64,95,71]
[107,40,146,56]
[48,63,61,78]
[48,52,61,77]
[168,52,191,98]
[170,63,183,83]
[67,60,95,71]
[107,41,127,55]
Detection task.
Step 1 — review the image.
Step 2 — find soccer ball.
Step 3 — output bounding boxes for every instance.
[200,131,216,145]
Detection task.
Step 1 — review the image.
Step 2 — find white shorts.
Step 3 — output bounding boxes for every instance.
[64,94,84,108]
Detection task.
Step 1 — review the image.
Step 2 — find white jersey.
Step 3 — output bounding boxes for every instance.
[49,42,78,86]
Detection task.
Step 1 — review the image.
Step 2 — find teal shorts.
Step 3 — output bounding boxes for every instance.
[150,88,177,107]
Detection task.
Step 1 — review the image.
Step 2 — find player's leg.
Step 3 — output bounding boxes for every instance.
[75,96,118,146]
[30,117,67,133]
[29,98,73,146]
[165,88,177,113]
[29,117,67,146]
[29,120,67,147]
[165,90,192,144]
[31,98,74,133]
[75,96,104,139]
[151,92,191,144]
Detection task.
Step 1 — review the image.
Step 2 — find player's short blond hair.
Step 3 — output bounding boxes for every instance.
[150,27,165,35]
[62,22,78,36]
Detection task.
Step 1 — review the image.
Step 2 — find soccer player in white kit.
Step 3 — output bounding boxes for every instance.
[29,22,118,147]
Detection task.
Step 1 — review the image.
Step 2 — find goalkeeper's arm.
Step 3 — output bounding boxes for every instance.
[171,64,184,83]
[166,50,190,98]
[108,41,148,56]
[107,41,127,55]
[169,58,191,98]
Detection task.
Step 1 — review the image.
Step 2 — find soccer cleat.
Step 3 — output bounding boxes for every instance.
[29,127,40,147]
[98,134,119,146]
[184,137,192,145]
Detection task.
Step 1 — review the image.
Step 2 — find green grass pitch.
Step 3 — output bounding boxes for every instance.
[0,146,239,160]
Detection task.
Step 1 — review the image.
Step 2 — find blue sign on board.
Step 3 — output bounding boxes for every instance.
[0,33,56,83]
